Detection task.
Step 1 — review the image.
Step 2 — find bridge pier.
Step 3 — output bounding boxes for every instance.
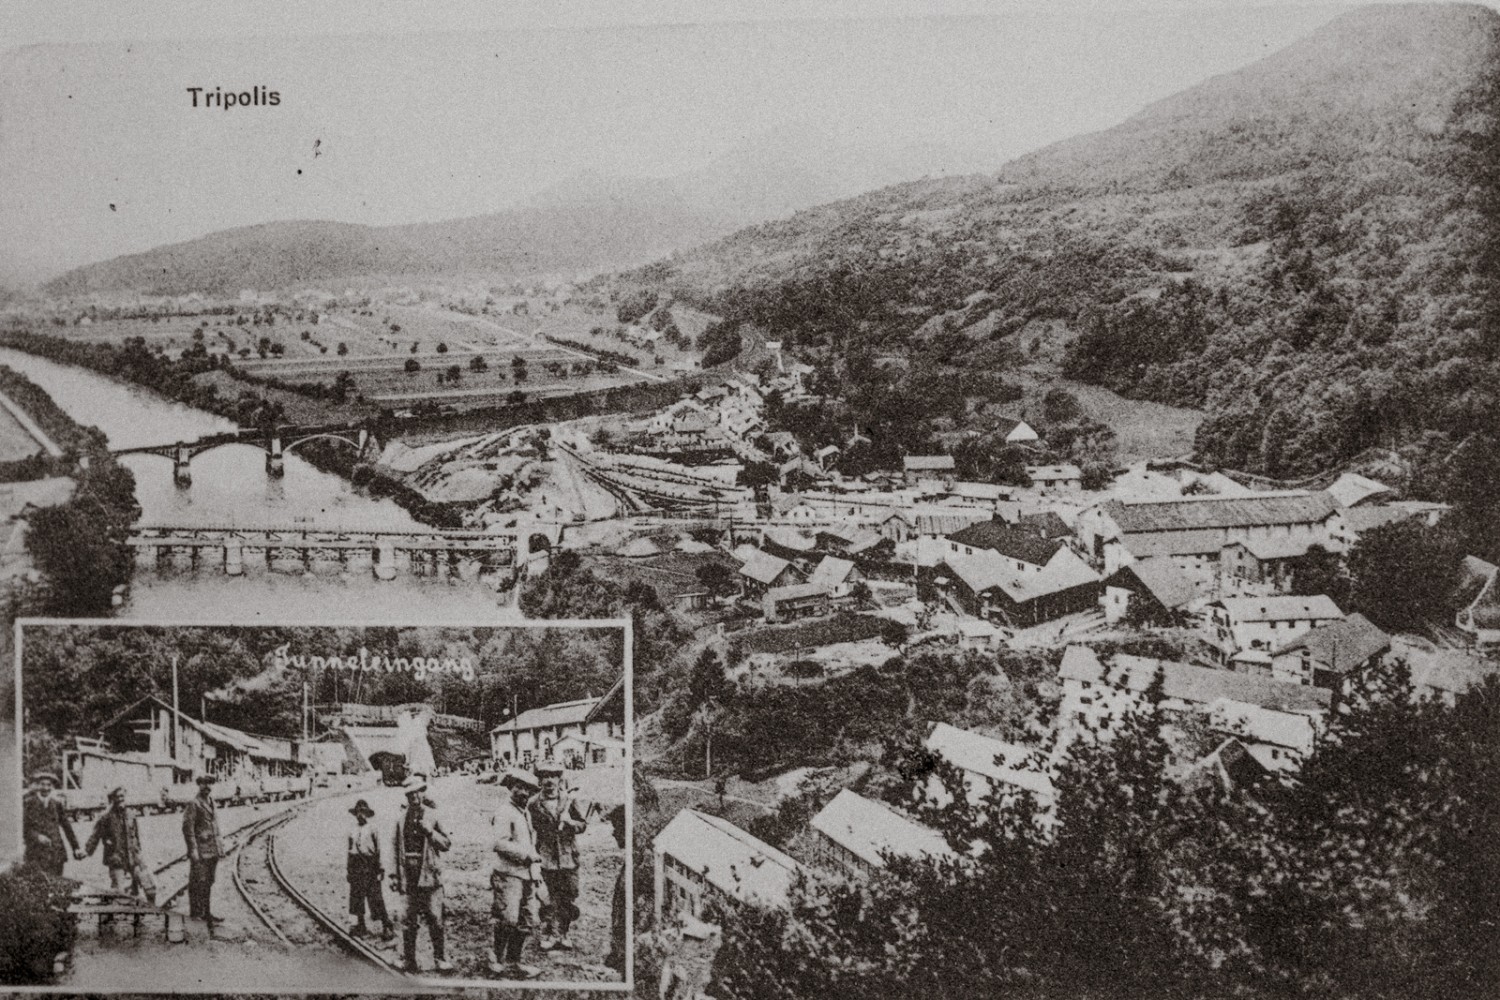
[224,539,243,576]
[265,436,284,478]
[172,444,192,488]
[373,542,396,581]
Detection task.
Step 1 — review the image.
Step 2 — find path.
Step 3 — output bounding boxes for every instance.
[653,778,774,811]
[0,386,64,457]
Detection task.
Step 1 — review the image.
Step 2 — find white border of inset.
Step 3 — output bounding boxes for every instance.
[11,615,634,995]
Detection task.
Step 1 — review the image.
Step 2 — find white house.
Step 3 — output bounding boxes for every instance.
[1206,698,1318,773]
[490,696,617,768]
[807,555,862,599]
[993,416,1040,444]
[923,722,1053,809]
[653,809,810,924]
[1205,595,1345,669]
[552,732,627,769]
[809,789,956,880]
[1026,464,1083,492]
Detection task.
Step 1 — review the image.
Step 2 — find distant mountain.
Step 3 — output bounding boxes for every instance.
[42,125,991,298]
[629,3,1500,478]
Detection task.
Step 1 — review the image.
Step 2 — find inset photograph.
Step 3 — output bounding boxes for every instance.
[9,620,631,993]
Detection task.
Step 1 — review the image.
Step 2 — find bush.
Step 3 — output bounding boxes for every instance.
[0,867,74,984]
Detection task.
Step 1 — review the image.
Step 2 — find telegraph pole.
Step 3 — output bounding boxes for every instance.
[171,655,182,764]
[302,682,310,742]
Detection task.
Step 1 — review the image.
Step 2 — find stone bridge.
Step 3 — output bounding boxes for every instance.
[111,423,382,485]
[127,523,554,581]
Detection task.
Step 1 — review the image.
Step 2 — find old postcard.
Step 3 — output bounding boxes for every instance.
[1,1,1497,997]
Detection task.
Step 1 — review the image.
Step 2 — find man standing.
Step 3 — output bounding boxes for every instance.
[181,774,224,925]
[526,761,589,951]
[346,799,393,941]
[23,771,83,877]
[86,787,157,904]
[489,769,541,979]
[390,776,454,974]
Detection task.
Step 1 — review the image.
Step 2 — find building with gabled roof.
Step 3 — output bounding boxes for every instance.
[924,722,1053,807]
[1027,464,1083,492]
[807,555,861,597]
[809,789,956,879]
[935,539,1101,627]
[654,809,810,923]
[1325,472,1394,509]
[1206,596,1344,668]
[903,454,956,485]
[1057,645,1330,744]
[1078,491,1342,574]
[490,695,619,768]
[737,548,801,597]
[1454,555,1500,650]
[1206,699,1318,773]
[1269,613,1390,689]
[1101,558,1199,623]
[991,416,1040,444]
[763,582,831,623]
[946,521,1066,569]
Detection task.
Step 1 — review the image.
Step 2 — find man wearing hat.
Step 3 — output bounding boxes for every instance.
[181,774,224,925]
[526,760,589,951]
[489,768,542,979]
[22,770,82,877]
[390,775,454,973]
[346,799,392,941]
[86,787,157,904]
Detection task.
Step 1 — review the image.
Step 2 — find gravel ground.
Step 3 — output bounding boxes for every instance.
[275,773,626,986]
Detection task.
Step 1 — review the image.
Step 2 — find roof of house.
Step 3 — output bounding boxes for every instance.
[944,547,1100,604]
[654,809,808,910]
[763,527,817,552]
[491,696,599,735]
[1101,492,1339,534]
[925,722,1053,798]
[993,416,1037,438]
[1207,699,1317,752]
[1059,645,1331,713]
[765,582,830,603]
[1121,528,1232,559]
[1399,643,1500,696]
[1109,558,1197,610]
[1340,505,1422,535]
[947,521,1064,566]
[904,455,956,472]
[1326,472,1394,509]
[739,549,794,585]
[810,790,956,869]
[1226,535,1321,561]
[914,511,992,536]
[808,556,857,589]
[1019,510,1072,539]
[1213,595,1343,623]
[616,536,663,558]
[1271,613,1390,673]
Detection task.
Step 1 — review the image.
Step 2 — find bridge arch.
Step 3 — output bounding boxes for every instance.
[283,432,375,457]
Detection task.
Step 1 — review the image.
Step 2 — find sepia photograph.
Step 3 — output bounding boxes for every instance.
[0,0,1498,997]
[9,621,631,991]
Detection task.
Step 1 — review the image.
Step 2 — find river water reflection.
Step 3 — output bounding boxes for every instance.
[0,348,515,621]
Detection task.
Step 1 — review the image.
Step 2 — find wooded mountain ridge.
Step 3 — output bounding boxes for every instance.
[624,3,1500,479]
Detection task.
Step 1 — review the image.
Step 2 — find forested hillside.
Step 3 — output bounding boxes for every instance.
[628,4,1500,479]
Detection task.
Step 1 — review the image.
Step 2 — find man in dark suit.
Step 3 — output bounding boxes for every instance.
[181,774,224,925]
[526,761,589,951]
[23,771,83,877]
[390,776,454,973]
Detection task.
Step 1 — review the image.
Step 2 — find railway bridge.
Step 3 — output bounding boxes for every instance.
[127,523,546,581]
[112,423,382,486]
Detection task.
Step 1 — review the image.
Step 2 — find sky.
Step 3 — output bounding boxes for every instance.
[0,0,1470,287]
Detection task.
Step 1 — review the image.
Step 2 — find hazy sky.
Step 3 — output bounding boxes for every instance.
[0,1,1439,285]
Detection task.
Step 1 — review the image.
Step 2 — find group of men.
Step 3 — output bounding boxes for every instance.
[20,760,626,982]
[340,758,620,979]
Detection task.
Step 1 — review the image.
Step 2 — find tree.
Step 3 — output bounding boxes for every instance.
[688,649,728,707]
[436,342,448,354]
[695,562,738,602]
[337,341,348,356]
[849,580,874,606]
[446,364,462,383]
[469,354,488,373]
[404,358,421,374]
[1346,520,1461,630]
[1290,544,1348,603]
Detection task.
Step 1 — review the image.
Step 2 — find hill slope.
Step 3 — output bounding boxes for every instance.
[42,127,990,298]
[632,3,1500,479]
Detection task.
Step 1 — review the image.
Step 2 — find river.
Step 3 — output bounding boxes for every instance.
[0,348,522,622]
